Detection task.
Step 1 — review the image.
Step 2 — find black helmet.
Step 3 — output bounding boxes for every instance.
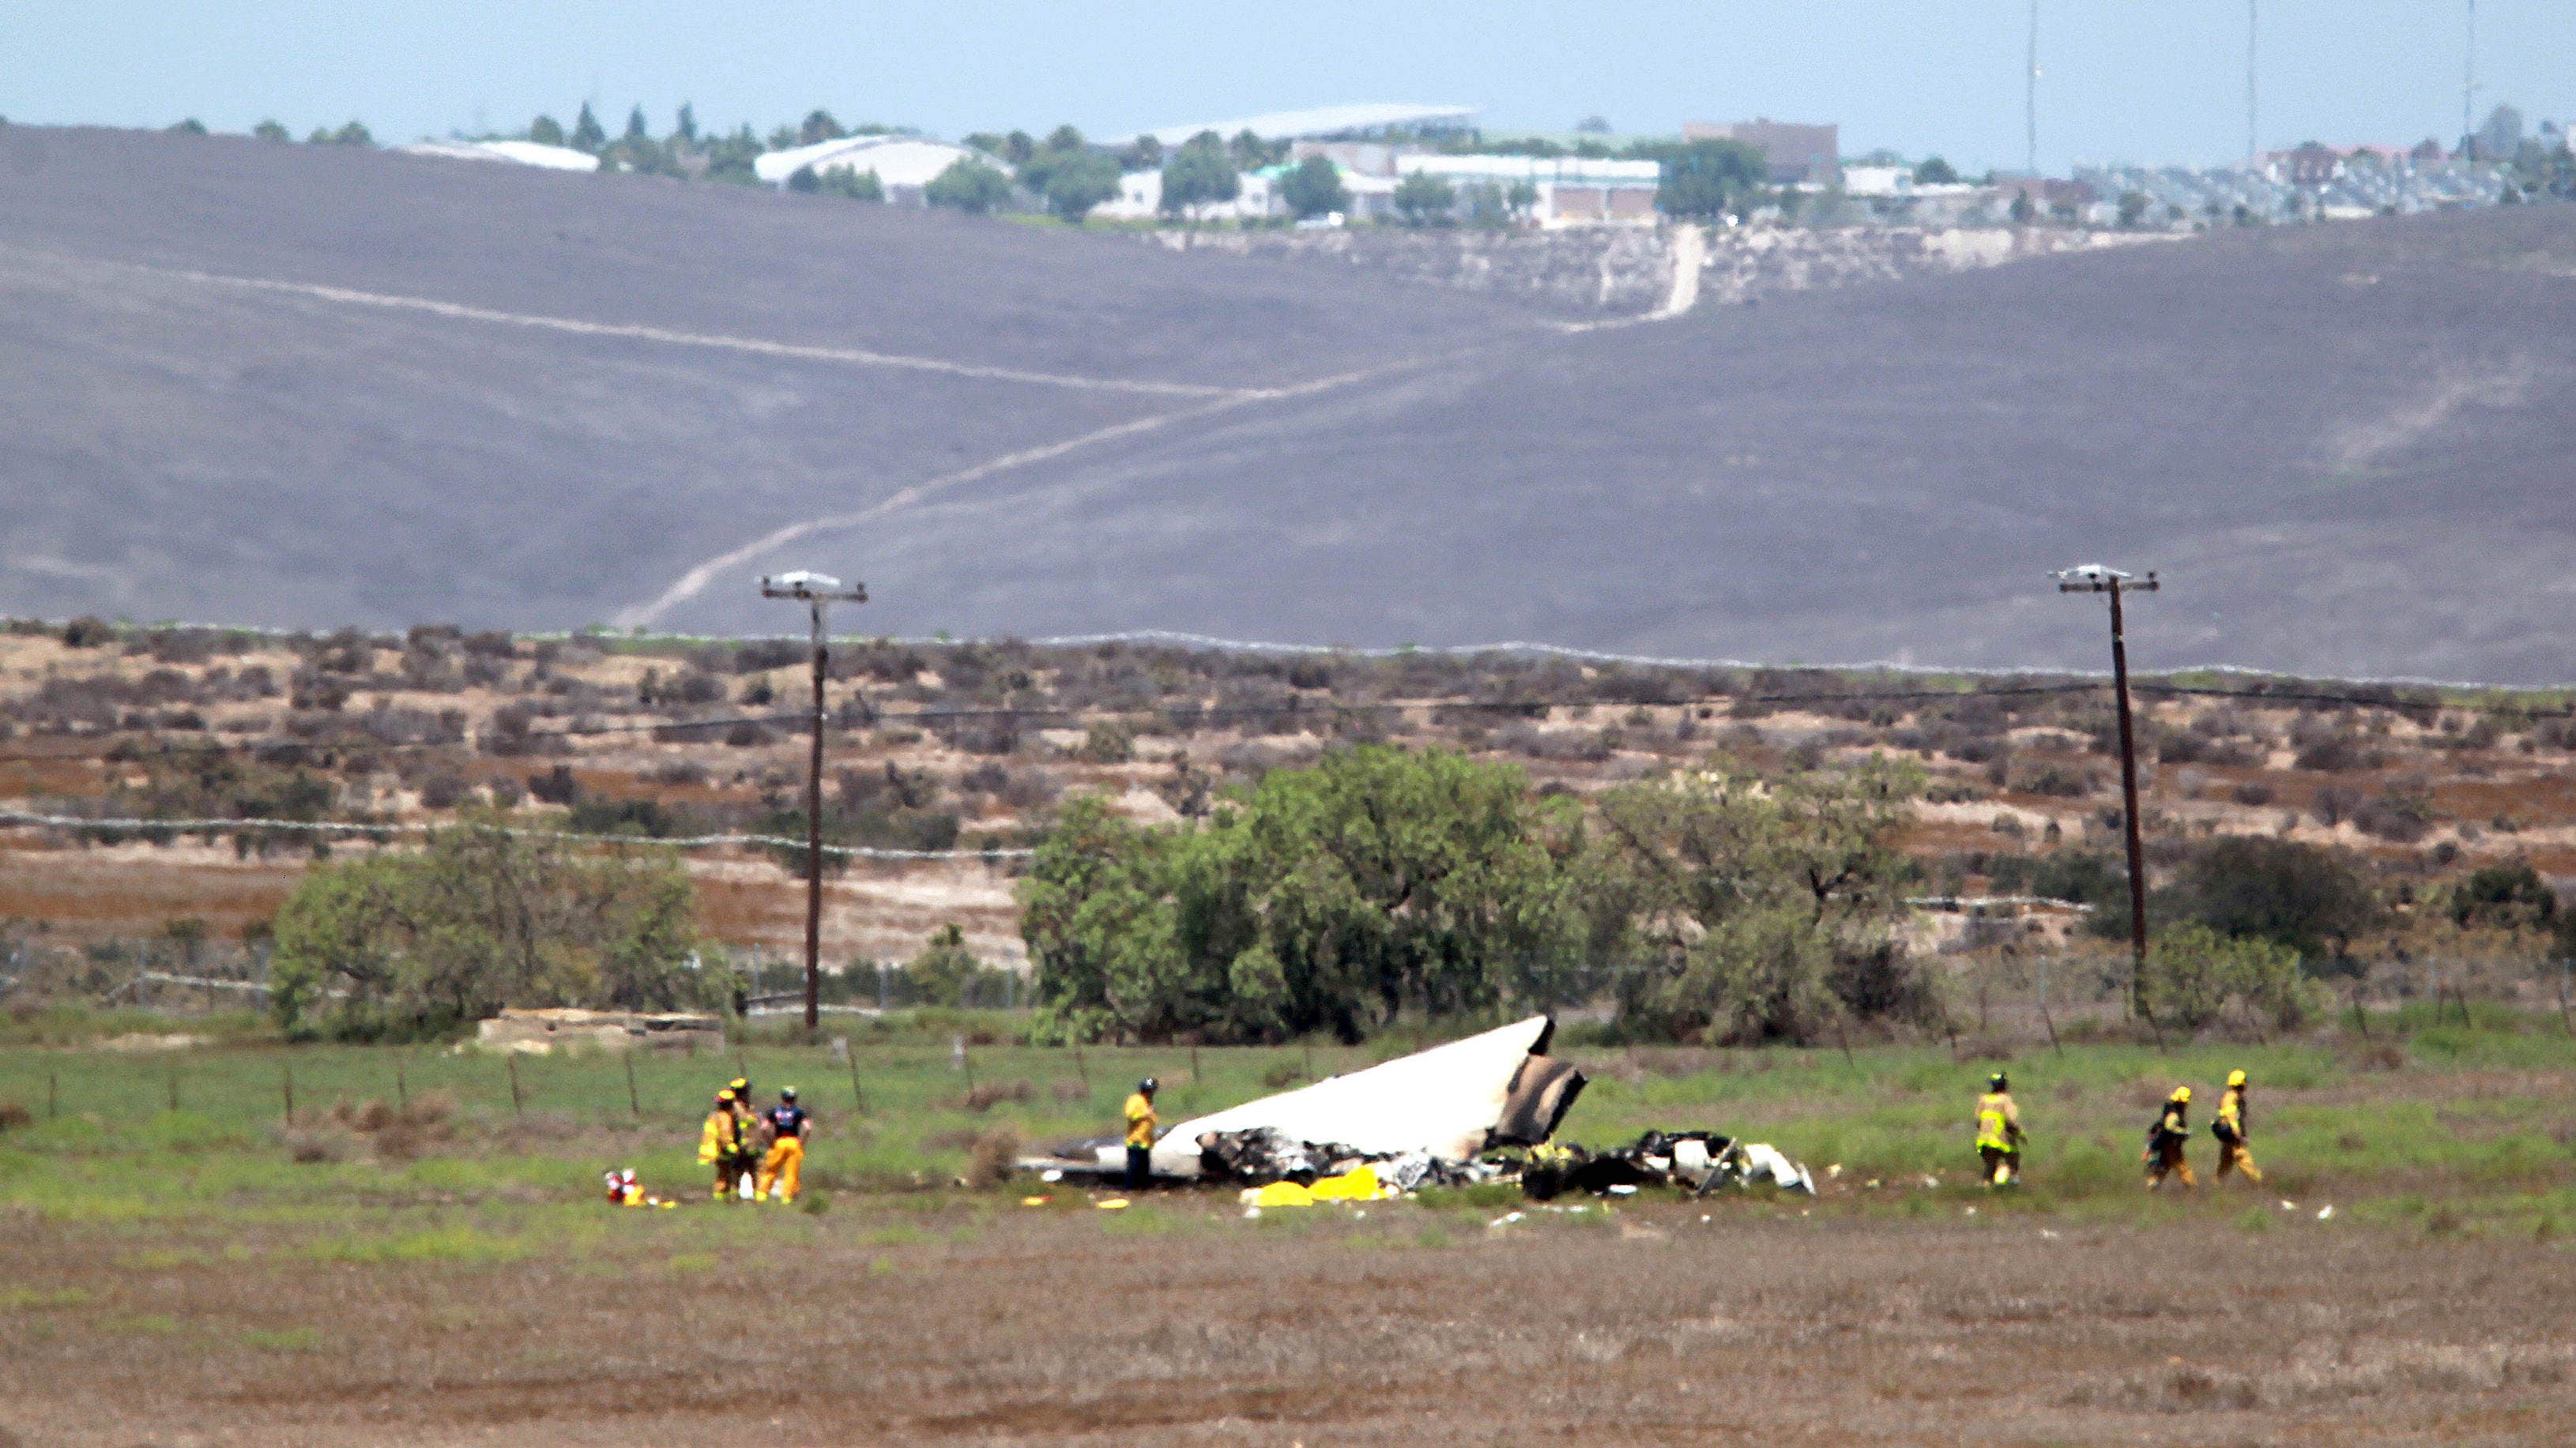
[780,1086,797,1102]
[1138,1077,1158,1094]
[1989,1072,2009,1092]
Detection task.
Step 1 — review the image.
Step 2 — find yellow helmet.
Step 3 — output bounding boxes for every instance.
[2170,1086,2192,1104]
[2227,1070,2247,1089]
[714,1088,736,1104]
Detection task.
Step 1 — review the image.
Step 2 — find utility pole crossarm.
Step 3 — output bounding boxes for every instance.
[758,571,868,1035]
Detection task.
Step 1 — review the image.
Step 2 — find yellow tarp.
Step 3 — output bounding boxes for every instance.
[1309,1164,1384,1201]
[1252,1180,1316,1207]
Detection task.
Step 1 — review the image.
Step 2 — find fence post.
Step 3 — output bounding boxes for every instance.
[847,1049,865,1116]
[623,1051,641,1118]
[47,1070,58,1120]
[2559,958,2573,1037]
[394,1055,409,1109]
[2036,959,2063,1057]
[166,1064,179,1113]
[281,1062,295,1125]
[505,1053,524,1118]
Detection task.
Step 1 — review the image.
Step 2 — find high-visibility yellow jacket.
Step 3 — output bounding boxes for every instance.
[1123,1093,1156,1149]
[1975,1092,2021,1150]
[2215,1087,2250,1141]
[699,1108,737,1164]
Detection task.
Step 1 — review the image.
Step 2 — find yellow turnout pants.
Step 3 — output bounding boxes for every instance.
[2216,1138,2262,1183]
[758,1137,804,1202]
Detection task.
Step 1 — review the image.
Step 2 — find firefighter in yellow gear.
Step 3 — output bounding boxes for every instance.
[2145,1086,2197,1190]
[724,1081,763,1199]
[1122,1078,1159,1190]
[755,1087,811,1204]
[2213,1069,2262,1183]
[699,1089,741,1199]
[1974,1072,2025,1186]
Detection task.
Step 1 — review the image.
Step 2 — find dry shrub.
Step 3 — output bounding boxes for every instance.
[2338,1037,2410,1073]
[963,1128,1021,1188]
[2163,1365,2262,1412]
[0,1099,32,1132]
[962,1081,1032,1112]
[284,1130,345,1164]
[317,1093,456,1160]
[1051,1078,1091,1103]
[1259,1062,1305,1089]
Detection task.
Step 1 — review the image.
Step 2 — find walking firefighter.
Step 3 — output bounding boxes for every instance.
[2213,1069,2262,1183]
[1974,1072,2026,1187]
[756,1087,812,1205]
[2145,1086,2196,1190]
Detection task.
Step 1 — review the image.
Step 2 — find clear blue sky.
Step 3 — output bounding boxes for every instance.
[8,1,2567,172]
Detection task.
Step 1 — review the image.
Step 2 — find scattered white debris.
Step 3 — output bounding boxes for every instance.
[1040,1168,1064,1183]
[1919,1174,1941,1190]
[1826,1163,1844,1179]
[2280,1199,2298,1211]
[2039,1228,2062,1240]
[1864,1178,1882,1190]
[1699,1214,1712,1223]
[2317,1205,2334,1220]
[1964,1206,1978,1217]
[1606,1183,1639,1196]
[1243,1207,1262,1219]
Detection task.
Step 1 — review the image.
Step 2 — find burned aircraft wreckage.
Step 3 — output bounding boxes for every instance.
[1021,1016,1815,1198]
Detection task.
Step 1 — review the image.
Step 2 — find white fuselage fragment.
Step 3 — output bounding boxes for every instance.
[1141,1016,1560,1178]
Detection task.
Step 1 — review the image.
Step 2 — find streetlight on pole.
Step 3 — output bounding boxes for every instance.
[759,570,867,1035]
[2054,564,2160,1025]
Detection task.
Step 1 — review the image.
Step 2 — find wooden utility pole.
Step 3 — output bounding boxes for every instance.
[2056,566,2161,1023]
[759,572,868,1035]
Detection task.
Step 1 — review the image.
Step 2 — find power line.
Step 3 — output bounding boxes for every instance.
[0,808,1034,860]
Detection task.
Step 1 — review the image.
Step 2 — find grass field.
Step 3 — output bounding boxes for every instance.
[5,1010,2574,1445]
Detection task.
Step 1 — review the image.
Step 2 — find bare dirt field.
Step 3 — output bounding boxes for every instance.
[6,1202,2572,1447]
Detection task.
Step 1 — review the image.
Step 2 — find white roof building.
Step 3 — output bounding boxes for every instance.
[1115,103,1476,149]
[752,135,999,190]
[401,140,601,172]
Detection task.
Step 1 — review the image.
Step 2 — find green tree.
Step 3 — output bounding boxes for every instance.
[906,923,985,1006]
[1392,170,1456,224]
[799,108,844,145]
[819,167,885,201]
[624,104,650,144]
[673,103,698,144]
[168,118,208,136]
[2118,190,2150,228]
[1041,149,1121,221]
[2162,835,2376,965]
[1023,747,1590,1043]
[1593,754,1926,1043]
[571,103,605,152]
[925,156,1015,215]
[1158,130,1240,217]
[2450,859,2556,932]
[2140,923,2311,1033]
[1644,137,1765,220]
[1914,155,1959,184]
[529,114,566,147]
[321,121,372,147]
[268,818,706,1040]
[253,119,290,143]
[1279,155,1349,219]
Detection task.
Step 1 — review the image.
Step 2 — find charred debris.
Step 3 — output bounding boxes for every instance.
[1019,1016,1815,1202]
